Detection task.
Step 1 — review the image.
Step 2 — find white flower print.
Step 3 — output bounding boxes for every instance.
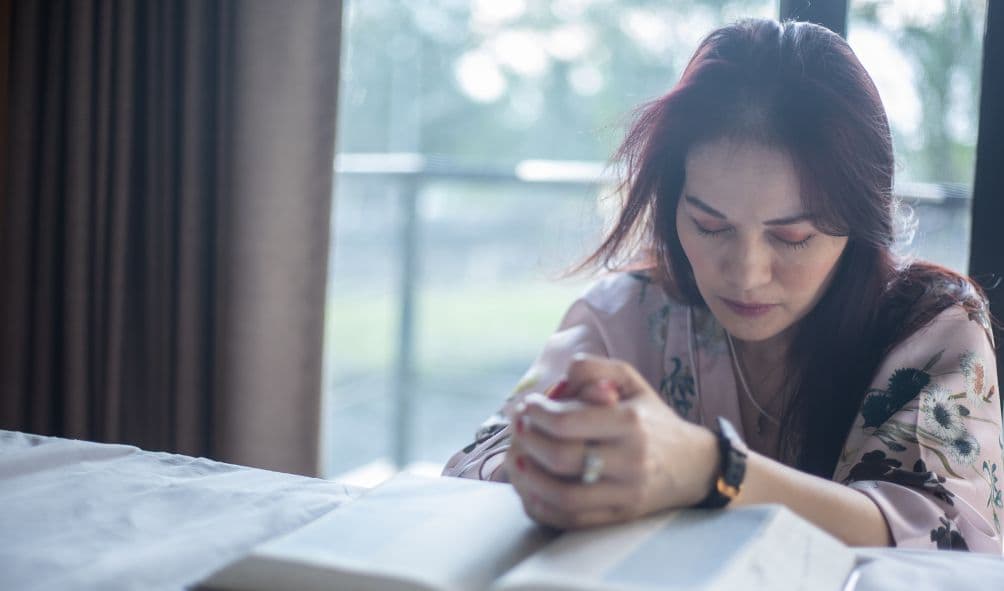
[920,383,966,440]
[946,431,981,466]
[959,350,986,400]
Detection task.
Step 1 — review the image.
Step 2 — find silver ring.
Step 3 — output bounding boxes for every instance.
[581,441,604,485]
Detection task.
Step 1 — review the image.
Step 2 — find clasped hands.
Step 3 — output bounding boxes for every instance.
[504,354,717,529]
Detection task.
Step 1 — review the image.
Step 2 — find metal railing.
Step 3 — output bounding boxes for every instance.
[332,152,971,467]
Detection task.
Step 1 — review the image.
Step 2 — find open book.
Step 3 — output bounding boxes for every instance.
[201,473,856,591]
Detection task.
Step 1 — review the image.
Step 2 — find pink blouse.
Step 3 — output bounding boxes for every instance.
[443,271,1004,553]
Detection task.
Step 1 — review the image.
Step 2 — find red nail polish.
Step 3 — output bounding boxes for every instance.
[515,416,525,434]
[516,456,526,472]
[548,380,569,399]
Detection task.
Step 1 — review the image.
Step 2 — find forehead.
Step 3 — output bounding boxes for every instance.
[683,138,803,217]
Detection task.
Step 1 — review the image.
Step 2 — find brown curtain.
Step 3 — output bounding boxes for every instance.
[0,0,342,476]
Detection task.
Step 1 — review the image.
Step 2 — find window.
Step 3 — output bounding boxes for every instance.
[848,0,986,272]
[324,0,775,479]
[323,0,984,480]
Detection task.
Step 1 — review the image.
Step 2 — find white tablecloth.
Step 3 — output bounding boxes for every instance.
[0,431,360,590]
[1,430,1001,590]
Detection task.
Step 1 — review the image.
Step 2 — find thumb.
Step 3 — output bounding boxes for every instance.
[578,378,621,405]
[545,376,619,406]
[564,353,651,402]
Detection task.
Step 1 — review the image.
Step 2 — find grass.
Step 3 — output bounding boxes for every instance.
[325,280,589,379]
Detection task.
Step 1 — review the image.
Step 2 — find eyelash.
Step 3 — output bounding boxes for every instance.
[693,222,815,250]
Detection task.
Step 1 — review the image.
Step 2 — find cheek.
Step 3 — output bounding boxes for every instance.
[777,248,844,297]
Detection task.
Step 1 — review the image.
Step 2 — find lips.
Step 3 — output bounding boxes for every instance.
[721,297,776,317]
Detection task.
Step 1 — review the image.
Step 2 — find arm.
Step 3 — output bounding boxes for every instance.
[734,450,891,546]
[833,305,1002,553]
[509,313,1002,553]
[741,305,1001,551]
[507,357,891,547]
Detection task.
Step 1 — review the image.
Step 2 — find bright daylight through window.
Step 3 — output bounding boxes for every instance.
[322,0,986,483]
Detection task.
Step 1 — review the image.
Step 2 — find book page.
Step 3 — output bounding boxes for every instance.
[492,505,854,591]
[203,474,555,591]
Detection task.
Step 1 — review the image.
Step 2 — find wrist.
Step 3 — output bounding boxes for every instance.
[687,425,721,506]
[694,417,748,509]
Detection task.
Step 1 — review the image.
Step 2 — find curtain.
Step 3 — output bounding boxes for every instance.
[0,0,342,476]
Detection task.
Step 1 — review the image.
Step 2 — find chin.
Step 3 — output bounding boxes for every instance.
[709,303,792,343]
[723,323,786,343]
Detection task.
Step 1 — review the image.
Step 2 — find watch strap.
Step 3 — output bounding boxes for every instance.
[696,416,748,509]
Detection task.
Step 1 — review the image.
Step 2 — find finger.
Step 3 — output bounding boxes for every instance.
[576,379,620,405]
[516,425,610,479]
[564,354,650,401]
[548,377,619,406]
[508,437,543,507]
[520,392,638,440]
[518,422,647,483]
[515,448,630,513]
[525,494,630,530]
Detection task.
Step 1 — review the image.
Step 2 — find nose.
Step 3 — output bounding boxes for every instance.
[723,238,772,292]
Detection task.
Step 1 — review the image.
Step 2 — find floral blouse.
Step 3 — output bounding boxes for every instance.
[443,271,1004,554]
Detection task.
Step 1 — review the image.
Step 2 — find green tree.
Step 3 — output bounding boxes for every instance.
[853,0,985,184]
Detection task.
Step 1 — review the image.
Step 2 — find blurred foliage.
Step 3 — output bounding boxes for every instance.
[337,0,985,185]
[337,0,773,164]
[851,0,985,184]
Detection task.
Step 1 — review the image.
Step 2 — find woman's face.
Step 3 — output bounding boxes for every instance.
[676,138,848,344]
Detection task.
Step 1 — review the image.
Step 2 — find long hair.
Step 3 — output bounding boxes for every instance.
[582,19,990,477]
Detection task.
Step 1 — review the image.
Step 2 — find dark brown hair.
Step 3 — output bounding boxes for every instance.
[583,19,991,477]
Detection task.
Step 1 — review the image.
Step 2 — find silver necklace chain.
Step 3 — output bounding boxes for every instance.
[726,332,781,428]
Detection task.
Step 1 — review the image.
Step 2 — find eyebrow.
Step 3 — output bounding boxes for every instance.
[683,195,815,226]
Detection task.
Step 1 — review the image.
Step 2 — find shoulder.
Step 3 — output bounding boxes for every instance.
[577,268,687,317]
[558,269,694,382]
[889,302,995,362]
[875,303,996,392]
[856,302,999,434]
[881,262,994,351]
[907,302,991,342]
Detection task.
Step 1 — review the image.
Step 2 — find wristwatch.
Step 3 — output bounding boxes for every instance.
[696,416,748,509]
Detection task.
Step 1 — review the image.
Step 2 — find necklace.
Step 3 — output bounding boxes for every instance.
[726,332,781,435]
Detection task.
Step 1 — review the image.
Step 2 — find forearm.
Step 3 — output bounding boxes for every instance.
[731,450,892,547]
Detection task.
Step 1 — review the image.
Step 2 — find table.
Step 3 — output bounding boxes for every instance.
[1,430,1001,590]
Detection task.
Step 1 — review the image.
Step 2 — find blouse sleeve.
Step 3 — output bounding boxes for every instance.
[440,298,610,481]
[833,305,1003,554]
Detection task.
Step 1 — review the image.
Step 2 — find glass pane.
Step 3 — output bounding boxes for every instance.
[848,1,987,272]
[325,0,776,478]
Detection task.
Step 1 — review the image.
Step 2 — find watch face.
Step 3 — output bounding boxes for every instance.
[697,416,749,509]
[716,416,748,499]
[717,416,749,456]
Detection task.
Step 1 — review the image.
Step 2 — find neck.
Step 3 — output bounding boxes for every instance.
[732,328,792,376]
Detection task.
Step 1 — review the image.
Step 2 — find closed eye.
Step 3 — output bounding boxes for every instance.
[693,217,815,250]
[771,234,815,250]
[692,218,732,237]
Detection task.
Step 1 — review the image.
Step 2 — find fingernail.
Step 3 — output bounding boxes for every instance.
[516,456,526,472]
[515,415,525,434]
[548,380,569,400]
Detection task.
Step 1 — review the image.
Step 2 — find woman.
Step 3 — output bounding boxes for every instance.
[443,18,1003,553]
